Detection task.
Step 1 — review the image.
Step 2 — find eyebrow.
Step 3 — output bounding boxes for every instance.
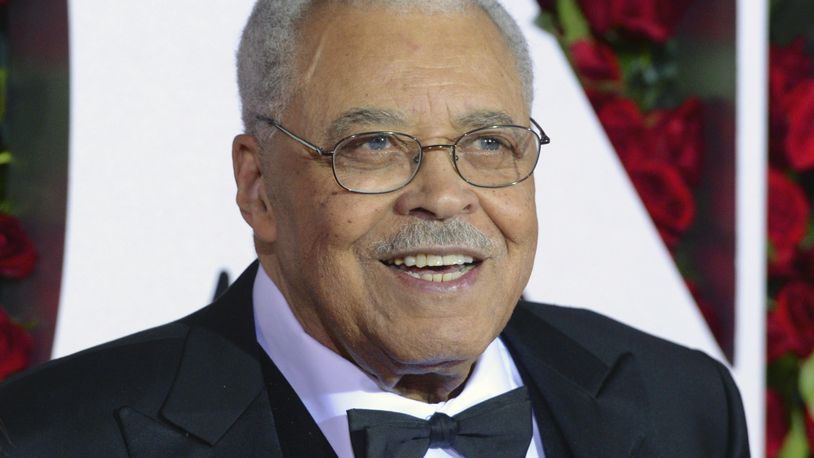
[453,111,517,130]
[326,107,407,142]
[324,108,519,143]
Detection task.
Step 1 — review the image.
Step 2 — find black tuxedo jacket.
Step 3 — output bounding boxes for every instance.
[0,262,749,457]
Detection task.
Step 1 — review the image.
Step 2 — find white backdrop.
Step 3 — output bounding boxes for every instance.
[58,0,764,453]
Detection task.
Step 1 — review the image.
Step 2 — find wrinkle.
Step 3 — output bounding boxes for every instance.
[299,28,329,89]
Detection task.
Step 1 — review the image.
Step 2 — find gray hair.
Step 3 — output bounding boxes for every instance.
[237,0,533,135]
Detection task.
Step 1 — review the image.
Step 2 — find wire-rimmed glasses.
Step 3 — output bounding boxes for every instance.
[256,116,550,194]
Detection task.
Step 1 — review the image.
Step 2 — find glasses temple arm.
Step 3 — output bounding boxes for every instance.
[530,118,550,144]
[256,116,328,155]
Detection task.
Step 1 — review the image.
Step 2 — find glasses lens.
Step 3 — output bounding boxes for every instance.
[454,127,541,187]
[333,133,421,193]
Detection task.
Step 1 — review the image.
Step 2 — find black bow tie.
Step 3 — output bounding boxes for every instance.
[346,386,532,458]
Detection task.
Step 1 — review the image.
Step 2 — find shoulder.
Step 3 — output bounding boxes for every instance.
[515,301,736,391]
[513,301,749,455]
[0,320,191,455]
[516,300,721,365]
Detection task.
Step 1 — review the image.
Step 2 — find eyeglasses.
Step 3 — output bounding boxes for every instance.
[256,115,550,194]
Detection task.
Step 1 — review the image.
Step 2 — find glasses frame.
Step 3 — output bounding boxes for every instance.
[256,115,551,194]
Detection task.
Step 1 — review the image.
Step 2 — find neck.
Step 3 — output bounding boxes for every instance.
[257,253,477,404]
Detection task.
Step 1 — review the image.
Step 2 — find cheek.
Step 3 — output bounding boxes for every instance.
[481,182,538,249]
[313,193,393,249]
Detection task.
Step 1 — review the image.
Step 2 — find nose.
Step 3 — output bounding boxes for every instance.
[393,146,480,220]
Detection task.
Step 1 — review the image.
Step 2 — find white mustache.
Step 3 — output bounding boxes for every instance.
[372,218,496,257]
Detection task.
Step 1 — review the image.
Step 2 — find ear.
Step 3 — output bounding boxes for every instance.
[232,134,277,243]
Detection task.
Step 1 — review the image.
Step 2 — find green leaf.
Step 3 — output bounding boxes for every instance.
[768,296,778,312]
[800,352,814,413]
[0,151,12,166]
[778,409,811,458]
[556,0,590,45]
[802,222,814,250]
[0,201,13,214]
[536,11,560,37]
[768,238,778,261]
[769,354,802,403]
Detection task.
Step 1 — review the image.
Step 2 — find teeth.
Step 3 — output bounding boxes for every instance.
[403,265,473,282]
[426,255,443,267]
[389,254,476,267]
[387,253,478,283]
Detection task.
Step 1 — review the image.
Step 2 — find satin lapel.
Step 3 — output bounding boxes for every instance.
[502,304,656,458]
[156,262,284,455]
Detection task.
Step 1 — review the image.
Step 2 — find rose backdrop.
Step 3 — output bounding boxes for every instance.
[766,11,814,454]
[0,307,31,379]
[539,0,814,456]
[535,0,732,354]
[0,0,36,382]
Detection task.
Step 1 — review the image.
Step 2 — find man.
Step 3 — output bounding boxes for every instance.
[0,0,749,457]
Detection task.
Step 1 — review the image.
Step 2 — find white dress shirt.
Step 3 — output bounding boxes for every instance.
[252,266,544,458]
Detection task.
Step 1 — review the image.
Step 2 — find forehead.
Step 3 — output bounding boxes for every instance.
[286,4,527,134]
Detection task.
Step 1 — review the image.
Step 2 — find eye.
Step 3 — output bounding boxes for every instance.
[364,135,392,151]
[476,136,502,151]
[467,134,513,153]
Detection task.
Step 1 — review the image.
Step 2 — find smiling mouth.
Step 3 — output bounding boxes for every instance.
[382,253,481,283]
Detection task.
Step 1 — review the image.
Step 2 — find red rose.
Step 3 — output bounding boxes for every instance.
[535,0,556,11]
[769,39,812,168]
[770,38,813,104]
[793,247,814,278]
[598,97,703,186]
[767,169,809,257]
[649,98,704,185]
[570,39,622,83]
[0,214,36,279]
[766,389,788,458]
[577,0,614,37]
[612,0,667,42]
[767,308,799,361]
[769,110,790,169]
[784,80,814,171]
[579,0,693,42]
[768,246,797,279]
[596,97,696,247]
[627,161,695,248]
[775,281,814,356]
[584,88,616,113]
[597,96,648,163]
[0,308,32,380]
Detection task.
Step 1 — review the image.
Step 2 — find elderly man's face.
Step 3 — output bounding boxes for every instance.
[235,4,537,400]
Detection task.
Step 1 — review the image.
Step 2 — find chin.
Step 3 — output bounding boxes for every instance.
[380,328,494,371]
